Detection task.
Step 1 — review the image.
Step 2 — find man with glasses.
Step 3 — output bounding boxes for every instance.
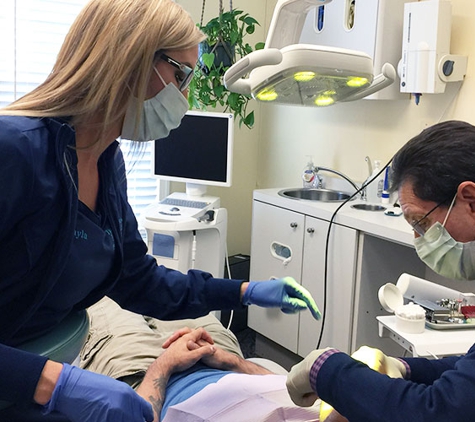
[285,120,475,422]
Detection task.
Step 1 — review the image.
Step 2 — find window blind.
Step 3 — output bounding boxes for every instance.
[0,0,160,218]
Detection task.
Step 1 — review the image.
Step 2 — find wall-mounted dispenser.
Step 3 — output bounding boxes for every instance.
[398,0,468,105]
[223,0,397,107]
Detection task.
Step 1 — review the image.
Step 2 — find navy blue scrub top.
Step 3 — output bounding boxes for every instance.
[14,201,117,343]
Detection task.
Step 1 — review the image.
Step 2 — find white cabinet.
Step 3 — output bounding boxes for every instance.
[249,200,358,356]
[248,202,304,352]
[299,215,357,356]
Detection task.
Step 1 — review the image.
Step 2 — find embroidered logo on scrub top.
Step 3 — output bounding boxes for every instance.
[74,229,88,240]
[104,227,116,249]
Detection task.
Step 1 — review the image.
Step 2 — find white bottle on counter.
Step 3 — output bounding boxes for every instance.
[302,156,316,188]
[366,160,384,203]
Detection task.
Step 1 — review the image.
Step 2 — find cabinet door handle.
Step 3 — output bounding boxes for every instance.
[307,227,315,234]
[290,222,298,228]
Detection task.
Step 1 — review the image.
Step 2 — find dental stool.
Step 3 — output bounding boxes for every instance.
[0,310,90,421]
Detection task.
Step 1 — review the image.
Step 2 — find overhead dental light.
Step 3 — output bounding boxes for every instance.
[223,0,396,107]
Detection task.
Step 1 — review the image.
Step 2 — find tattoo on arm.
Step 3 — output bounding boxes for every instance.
[148,376,168,420]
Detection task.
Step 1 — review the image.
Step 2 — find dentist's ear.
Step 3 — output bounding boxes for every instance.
[457,181,475,213]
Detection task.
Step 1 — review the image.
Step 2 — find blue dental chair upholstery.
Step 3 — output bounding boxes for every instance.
[0,310,89,421]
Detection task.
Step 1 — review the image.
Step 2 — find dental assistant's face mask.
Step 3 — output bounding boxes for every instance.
[121,67,188,142]
[414,193,475,280]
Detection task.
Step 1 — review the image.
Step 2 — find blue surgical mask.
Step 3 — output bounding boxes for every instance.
[121,68,188,142]
[414,194,475,280]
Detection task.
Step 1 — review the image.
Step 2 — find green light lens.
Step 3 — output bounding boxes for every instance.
[314,95,335,106]
[256,88,278,101]
[346,77,369,88]
[294,71,316,82]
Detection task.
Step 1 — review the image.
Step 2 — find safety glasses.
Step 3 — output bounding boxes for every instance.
[411,194,456,236]
[160,53,194,92]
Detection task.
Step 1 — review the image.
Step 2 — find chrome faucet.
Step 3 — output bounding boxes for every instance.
[313,166,364,199]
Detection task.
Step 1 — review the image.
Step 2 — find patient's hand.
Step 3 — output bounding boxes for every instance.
[164,327,272,375]
[192,340,237,370]
[163,327,234,371]
[162,326,214,349]
[187,337,273,375]
[158,327,216,374]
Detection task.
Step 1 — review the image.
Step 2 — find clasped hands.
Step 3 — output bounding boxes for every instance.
[160,326,234,372]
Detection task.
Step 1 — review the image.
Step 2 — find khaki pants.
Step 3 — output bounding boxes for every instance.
[80,296,243,387]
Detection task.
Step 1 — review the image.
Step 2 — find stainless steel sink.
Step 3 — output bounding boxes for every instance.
[278,188,352,202]
[351,204,387,212]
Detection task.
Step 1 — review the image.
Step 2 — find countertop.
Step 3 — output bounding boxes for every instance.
[253,188,415,247]
[377,315,475,357]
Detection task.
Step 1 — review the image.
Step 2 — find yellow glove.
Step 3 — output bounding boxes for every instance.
[320,346,406,421]
[350,346,406,378]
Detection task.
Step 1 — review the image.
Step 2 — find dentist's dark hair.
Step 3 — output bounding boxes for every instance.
[390,120,475,204]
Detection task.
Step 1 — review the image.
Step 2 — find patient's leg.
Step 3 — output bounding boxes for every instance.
[80,296,163,382]
[81,297,245,388]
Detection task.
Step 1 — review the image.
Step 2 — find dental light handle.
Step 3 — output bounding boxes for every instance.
[224,49,283,96]
[341,62,396,102]
[266,0,333,49]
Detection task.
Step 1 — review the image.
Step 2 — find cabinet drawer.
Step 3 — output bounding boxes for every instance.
[248,201,305,352]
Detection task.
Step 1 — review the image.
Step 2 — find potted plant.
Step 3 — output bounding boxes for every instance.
[188,2,264,129]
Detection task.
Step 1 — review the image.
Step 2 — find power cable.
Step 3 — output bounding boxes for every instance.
[316,157,394,349]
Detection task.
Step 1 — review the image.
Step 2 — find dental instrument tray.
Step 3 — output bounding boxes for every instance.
[425,320,475,330]
[413,298,475,330]
[382,274,475,331]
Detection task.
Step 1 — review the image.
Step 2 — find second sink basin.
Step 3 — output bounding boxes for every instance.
[278,188,352,202]
[351,204,387,212]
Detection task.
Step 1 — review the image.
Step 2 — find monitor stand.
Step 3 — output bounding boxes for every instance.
[186,183,208,197]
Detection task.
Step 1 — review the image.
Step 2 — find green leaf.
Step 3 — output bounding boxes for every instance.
[243,16,258,25]
[190,9,263,130]
[201,53,215,70]
[229,32,239,45]
[227,92,240,109]
[214,84,225,97]
[244,111,255,128]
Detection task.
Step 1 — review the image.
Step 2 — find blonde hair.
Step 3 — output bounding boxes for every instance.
[1,0,205,133]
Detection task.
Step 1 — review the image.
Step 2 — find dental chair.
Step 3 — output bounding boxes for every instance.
[0,310,89,422]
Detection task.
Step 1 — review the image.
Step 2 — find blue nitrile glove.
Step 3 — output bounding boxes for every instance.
[242,277,321,320]
[43,363,154,422]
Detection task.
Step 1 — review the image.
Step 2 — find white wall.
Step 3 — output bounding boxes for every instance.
[176,0,269,256]
[178,0,475,257]
[258,0,475,188]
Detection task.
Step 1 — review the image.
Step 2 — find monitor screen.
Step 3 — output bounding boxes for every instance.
[152,110,233,189]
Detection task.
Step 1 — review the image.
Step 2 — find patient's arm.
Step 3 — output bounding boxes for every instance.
[136,328,216,422]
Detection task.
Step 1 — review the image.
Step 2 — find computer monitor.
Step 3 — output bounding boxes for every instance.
[152,110,234,196]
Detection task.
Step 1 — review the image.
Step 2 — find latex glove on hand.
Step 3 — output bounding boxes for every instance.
[43,363,154,422]
[242,277,321,320]
[286,348,331,407]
